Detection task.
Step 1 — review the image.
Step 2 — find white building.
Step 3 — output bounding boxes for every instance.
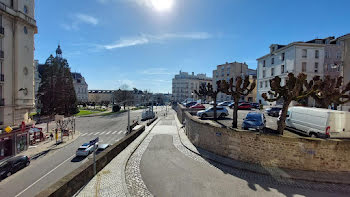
[172,71,212,102]
[338,34,350,112]
[0,0,37,127]
[256,37,340,106]
[72,72,88,103]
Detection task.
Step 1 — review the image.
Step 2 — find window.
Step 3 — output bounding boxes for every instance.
[302,49,307,58]
[24,5,28,14]
[314,62,319,73]
[271,68,274,76]
[263,60,266,67]
[325,51,329,58]
[337,52,341,59]
[265,81,267,88]
[262,70,266,78]
[281,65,285,74]
[24,26,28,34]
[281,53,285,61]
[260,82,263,88]
[315,50,319,58]
[302,62,307,72]
[271,57,274,64]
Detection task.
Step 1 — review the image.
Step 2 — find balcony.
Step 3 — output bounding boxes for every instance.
[0,98,4,106]
[0,74,3,82]
[0,50,3,59]
[0,27,3,37]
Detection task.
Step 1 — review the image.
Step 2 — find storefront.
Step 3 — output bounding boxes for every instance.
[29,127,44,145]
[16,132,28,154]
[0,134,13,160]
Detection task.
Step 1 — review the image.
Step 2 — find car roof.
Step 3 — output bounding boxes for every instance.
[82,143,90,146]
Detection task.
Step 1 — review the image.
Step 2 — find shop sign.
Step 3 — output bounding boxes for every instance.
[5,126,13,133]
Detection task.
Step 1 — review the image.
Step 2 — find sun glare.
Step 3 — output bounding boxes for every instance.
[150,0,174,12]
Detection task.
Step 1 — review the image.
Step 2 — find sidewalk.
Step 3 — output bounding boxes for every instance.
[76,110,350,197]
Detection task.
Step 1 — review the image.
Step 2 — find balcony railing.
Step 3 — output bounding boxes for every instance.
[0,74,3,82]
[0,50,3,59]
[0,98,4,106]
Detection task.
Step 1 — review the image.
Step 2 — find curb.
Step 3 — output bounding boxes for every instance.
[122,117,161,197]
[174,111,350,185]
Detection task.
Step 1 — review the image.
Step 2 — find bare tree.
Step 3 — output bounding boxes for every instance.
[194,81,222,120]
[113,84,133,110]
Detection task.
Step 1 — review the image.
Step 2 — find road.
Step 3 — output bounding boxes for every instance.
[0,108,161,197]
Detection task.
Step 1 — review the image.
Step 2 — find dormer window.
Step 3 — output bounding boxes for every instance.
[24,5,28,14]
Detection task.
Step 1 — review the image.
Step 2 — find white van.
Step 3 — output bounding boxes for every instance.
[285,107,350,138]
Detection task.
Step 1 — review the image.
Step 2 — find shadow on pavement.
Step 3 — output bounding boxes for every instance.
[31,149,52,160]
[71,156,86,162]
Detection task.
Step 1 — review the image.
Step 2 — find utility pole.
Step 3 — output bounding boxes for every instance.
[127,108,130,134]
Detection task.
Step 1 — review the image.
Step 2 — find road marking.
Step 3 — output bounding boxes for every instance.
[112,131,118,134]
[81,133,87,136]
[100,131,105,135]
[118,130,123,134]
[94,132,100,135]
[15,154,75,197]
[105,131,111,135]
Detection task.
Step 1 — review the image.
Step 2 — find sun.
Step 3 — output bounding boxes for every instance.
[150,0,174,12]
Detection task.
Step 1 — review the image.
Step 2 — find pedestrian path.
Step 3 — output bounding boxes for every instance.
[80,130,126,137]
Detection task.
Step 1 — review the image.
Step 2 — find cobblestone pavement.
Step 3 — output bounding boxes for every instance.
[126,110,350,197]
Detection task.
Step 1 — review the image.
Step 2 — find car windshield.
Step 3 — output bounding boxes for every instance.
[246,114,261,121]
[0,162,9,168]
[78,148,87,151]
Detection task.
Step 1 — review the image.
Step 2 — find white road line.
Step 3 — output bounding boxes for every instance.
[100,131,105,135]
[105,131,111,135]
[88,133,94,136]
[15,154,75,197]
[94,132,100,135]
[118,130,123,134]
[81,133,87,136]
[112,131,118,134]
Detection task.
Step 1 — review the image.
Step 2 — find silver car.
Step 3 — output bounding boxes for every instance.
[197,107,229,119]
[76,143,97,157]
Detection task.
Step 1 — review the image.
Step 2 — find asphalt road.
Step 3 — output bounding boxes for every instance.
[0,108,159,197]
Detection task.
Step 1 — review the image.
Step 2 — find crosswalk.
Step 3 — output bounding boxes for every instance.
[80,130,126,137]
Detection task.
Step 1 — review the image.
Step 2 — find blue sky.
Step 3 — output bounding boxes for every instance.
[34,0,350,93]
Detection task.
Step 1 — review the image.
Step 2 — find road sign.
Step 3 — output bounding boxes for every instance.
[5,126,12,133]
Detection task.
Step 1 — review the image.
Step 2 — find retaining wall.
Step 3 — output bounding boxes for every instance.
[36,125,146,197]
[184,111,350,172]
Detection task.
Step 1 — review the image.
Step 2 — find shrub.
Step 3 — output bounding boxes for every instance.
[112,105,121,112]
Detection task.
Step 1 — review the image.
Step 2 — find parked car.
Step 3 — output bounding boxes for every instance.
[218,101,232,106]
[209,101,219,105]
[0,156,30,179]
[141,108,155,120]
[190,103,205,109]
[76,143,97,157]
[185,101,197,108]
[283,107,350,138]
[250,102,260,109]
[242,112,266,131]
[267,107,282,117]
[197,107,229,119]
[237,103,252,110]
[96,144,110,154]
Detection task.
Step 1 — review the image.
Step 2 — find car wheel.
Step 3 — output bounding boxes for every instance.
[6,172,11,177]
[310,133,318,138]
[26,161,30,167]
[201,114,207,119]
[219,113,225,118]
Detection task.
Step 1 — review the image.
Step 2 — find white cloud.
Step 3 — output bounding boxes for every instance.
[103,32,212,49]
[62,13,98,31]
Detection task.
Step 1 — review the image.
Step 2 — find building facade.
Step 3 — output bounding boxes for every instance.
[72,72,88,103]
[339,34,350,112]
[0,0,37,159]
[0,0,37,128]
[88,90,115,104]
[256,38,339,106]
[213,62,256,102]
[172,71,212,102]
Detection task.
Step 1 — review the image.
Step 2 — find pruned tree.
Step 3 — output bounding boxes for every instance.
[309,76,350,108]
[113,84,133,110]
[38,54,78,116]
[262,73,314,135]
[194,81,222,120]
[220,76,256,128]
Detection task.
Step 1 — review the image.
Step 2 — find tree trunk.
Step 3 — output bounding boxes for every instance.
[213,97,217,121]
[232,96,239,128]
[123,103,126,110]
[277,101,290,135]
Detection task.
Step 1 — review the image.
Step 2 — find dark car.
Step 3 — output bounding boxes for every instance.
[242,112,266,131]
[250,103,259,109]
[267,107,282,117]
[185,101,197,108]
[0,156,30,179]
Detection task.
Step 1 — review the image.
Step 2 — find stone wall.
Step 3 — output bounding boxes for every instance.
[176,104,203,124]
[184,112,350,172]
[36,125,146,197]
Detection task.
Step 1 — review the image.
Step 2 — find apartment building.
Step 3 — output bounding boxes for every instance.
[72,72,88,103]
[213,62,256,102]
[172,71,212,102]
[0,0,37,128]
[339,34,350,112]
[88,90,115,104]
[256,37,342,106]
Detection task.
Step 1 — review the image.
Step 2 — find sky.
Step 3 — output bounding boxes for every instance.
[34,0,350,93]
